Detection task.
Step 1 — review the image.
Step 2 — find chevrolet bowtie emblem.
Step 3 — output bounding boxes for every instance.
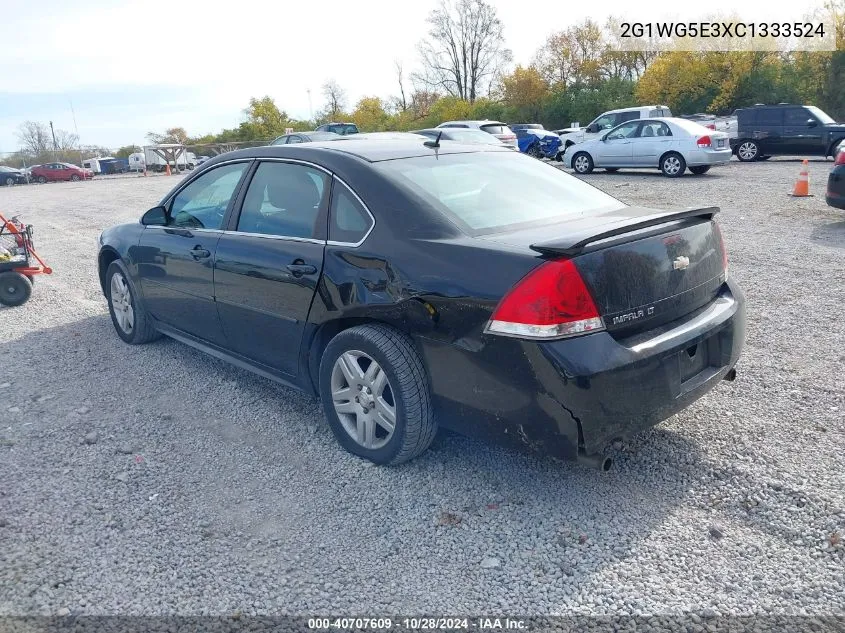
[673,256,690,270]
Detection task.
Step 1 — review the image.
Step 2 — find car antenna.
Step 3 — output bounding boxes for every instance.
[424,131,442,149]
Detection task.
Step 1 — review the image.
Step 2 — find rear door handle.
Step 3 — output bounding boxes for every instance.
[190,246,211,259]
[286,262,317,276]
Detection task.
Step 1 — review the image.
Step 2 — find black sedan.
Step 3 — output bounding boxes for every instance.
[827,146,845,209]
[413,128,509,146]
[97,139,746,468]
[270,131,341,145]
[0,166,28,186]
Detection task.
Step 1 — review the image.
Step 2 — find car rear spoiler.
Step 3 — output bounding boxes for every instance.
[529,206,720,257]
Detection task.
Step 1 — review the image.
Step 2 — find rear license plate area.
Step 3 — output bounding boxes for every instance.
[678,335,722,390]
[716,139,725,148]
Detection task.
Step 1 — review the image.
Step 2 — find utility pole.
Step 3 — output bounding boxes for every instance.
[49,120,58,160]
[307,89,314,122]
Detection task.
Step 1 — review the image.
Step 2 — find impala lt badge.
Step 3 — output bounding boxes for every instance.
[673,255,690,270]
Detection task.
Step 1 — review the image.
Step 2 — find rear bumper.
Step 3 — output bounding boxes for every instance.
[419,280,746,459]
[686,148,733,166]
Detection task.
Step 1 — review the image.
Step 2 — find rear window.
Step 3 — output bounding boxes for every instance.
[376,152,624,234]
[479,124,512,135]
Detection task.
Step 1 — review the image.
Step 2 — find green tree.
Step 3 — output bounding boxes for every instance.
[115,145,141,158]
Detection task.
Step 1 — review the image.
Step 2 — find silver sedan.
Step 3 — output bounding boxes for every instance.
[563,117,732,177]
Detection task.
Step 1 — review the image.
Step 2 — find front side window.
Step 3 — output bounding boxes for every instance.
[377,152,624,234]
[806,106,835,124]
[784,108,811,126]
[592,114,618,130]
[606,121,641,140]
[287,136,303,144]
[236,162,328,238]
[619,111,641,123]
[329,181,373,244]
[169,162,248,230]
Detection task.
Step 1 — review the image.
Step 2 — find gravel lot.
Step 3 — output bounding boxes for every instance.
[1,159,844,619]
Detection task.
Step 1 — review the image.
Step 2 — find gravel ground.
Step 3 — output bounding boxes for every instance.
[0,160,843,620]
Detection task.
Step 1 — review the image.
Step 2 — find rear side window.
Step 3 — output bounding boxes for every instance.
[737,109,756,125]
[236,162,328,238]
[377,152,624,234]
[329,181,373,244]
[479,124,510,135]
[756,109,783,125]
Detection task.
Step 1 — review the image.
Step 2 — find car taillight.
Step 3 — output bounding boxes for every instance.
[697,135,712,148]
[485,259,605,340]
[713,221,729,281]
[835,151,845,165]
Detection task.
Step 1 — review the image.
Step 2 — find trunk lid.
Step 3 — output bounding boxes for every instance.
[482,206,727,336]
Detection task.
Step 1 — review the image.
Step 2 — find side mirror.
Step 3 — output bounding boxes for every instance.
[141,206,167,226]
[807,119,818,128]
[601,134,609,142]
[586,124,599,134]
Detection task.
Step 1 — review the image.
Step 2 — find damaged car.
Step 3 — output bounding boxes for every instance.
[97,138,745,468]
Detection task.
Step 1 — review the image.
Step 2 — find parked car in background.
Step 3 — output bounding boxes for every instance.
[564,117,731,177]
[826,145,845,209]
[195,155,212,166]
[436,120,517,147]
[413,128,509,146]
[515,128,562,159]
[509,123,545,132]
[315,122,359,135]
[730,104,845,161]
[271,131,343,145]
[680,114,717,130]
[0,166,28,186]
[30,162,93,183]
[97,138,744,468]
[556,105,673,152]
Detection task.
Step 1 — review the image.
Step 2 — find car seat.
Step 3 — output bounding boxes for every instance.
[241,168,321,238]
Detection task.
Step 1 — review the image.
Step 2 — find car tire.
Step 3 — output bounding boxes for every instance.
[736,141,760,162]
[605,168,619,173]
[572,152,594,174]
[527,144,542,159]
[689,165,711,175]
[37,176,47,184]
[71,174,80,182]
[0,272,33,307]
[106,260,160,345]
[660,152,686,177]
[319,323,437,465]
[4,176,14,187]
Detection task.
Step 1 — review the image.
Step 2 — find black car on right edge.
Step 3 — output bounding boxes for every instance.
[731,104,845,161]
[827,145,845,209]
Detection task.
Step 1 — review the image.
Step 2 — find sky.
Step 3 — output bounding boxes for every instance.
[0,0,831,152]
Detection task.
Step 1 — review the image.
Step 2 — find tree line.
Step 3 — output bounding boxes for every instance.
[3,0,843,167]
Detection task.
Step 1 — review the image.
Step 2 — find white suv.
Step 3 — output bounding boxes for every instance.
[436,120,517,148]
[555,105,672,157]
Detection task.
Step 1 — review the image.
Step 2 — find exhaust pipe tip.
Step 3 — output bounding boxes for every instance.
[723,368,737,382]
[577,451,613,471]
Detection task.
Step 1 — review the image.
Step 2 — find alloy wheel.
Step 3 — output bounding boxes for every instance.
[330,350,397,450]
[110,273,135,334]
[738,142,758,161]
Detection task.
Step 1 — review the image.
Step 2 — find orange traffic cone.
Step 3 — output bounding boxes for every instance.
[165,164,172,176]
[789,160,812,197]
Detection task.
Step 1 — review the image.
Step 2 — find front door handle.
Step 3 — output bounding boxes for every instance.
[190,246,211,259]
[286,261,317,276]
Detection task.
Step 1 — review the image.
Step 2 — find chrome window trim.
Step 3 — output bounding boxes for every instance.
[221,230,324,245]
[326,176,376,248]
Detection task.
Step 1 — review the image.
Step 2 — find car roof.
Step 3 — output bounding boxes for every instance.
[438,120,506,125]
[215,138,511,164]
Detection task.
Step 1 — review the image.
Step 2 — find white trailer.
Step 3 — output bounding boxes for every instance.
[141,145,197,172]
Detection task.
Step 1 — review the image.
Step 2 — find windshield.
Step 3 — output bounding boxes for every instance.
[376,151,624,234]
[807,106,835,124]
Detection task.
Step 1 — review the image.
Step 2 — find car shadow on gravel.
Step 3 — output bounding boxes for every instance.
[1,314,716,612]
[810,221,845,248]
